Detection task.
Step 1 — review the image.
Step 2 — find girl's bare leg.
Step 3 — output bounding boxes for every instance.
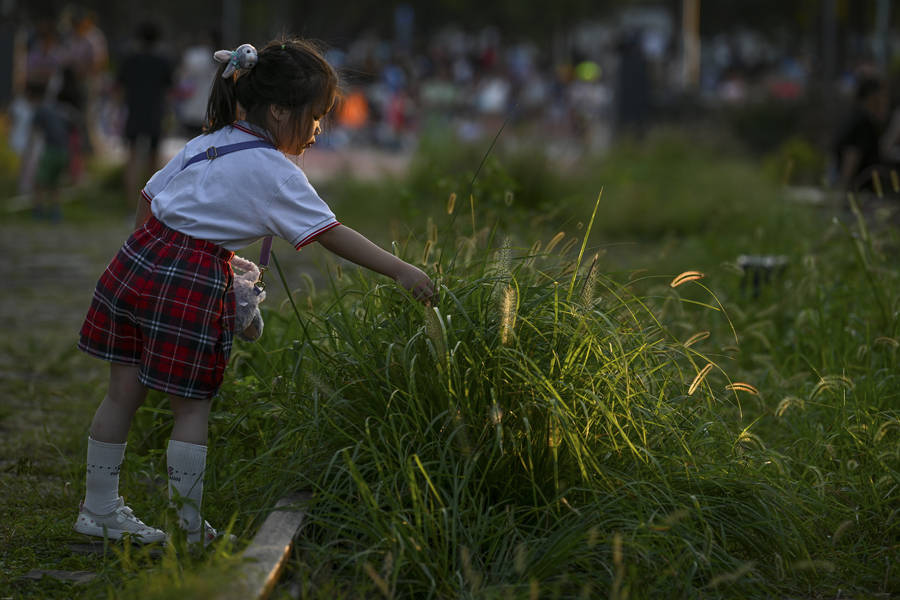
[170,396,212,445]
[89,363,148,443]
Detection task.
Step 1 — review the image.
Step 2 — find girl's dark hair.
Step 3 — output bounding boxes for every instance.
[205,37,338,150]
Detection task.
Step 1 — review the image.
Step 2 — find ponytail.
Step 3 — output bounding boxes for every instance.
[204,62,239,132]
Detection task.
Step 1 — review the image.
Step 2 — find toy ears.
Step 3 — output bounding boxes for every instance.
[214,44,258,78]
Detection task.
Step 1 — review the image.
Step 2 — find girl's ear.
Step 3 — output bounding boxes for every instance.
[269,105,291,122]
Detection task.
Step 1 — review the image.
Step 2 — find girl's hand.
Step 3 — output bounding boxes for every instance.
[395,262,436,304]
[316,226,436,303]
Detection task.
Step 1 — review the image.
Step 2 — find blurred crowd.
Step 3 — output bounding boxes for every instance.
[6,4,900,221]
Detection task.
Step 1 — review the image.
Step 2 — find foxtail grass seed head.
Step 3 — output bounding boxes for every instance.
[874,336,899,348]
[504,190,514,206]
[514,543,527,574]
[500,285,517,345]
[363,562,390,597]
[706,561,757,588]
[586,525,599,548]
[560,236,578,256]
[424,307,447,360]
[875,419,900,442]
[422,240,432,265]
[579,254,599,307]
[725,382,759,395]
[460,546,482,590]
[525,240,541,268]
[430,221,438,244]
[447,192,456,214]
[810,374,854,400]
[776,396,804,417]
[490,402,503,425]
[545,231,565,253]
[688,363,714,395]
[670,270,705,287]
[493,237,512,280]
[873,170,884,198]
[683,331,710,347]
[891,169,900,193]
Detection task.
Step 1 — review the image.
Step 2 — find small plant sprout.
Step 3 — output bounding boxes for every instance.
[670,270,705,288]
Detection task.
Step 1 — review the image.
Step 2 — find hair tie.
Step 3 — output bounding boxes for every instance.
[213,43,258,78]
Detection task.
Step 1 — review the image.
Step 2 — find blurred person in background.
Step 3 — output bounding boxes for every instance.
[63,6,108,156]
[832,75,891,192]
[22,79,77,222]
[116,20,174,200]
[174,29,220,138]
[17,19,64,195]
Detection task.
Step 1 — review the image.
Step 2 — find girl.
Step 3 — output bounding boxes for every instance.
[74,37,435,545]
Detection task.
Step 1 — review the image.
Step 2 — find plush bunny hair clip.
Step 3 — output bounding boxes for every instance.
[214,43,258,78]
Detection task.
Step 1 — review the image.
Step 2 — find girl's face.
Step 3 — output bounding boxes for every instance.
[298,115,322,154]
[268,106,320,156]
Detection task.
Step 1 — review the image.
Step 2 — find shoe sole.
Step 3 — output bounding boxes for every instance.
[74,516,167,544]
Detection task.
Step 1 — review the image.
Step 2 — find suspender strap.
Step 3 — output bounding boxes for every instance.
[180,137,277,294]
[182,139,275,168]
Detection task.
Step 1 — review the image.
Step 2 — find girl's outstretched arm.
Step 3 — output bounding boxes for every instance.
[316,224,435,303]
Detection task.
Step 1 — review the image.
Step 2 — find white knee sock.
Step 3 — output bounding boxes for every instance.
[84,436,126,515]
[167,439,207,532]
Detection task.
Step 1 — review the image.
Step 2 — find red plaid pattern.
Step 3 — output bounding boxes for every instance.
[79,217,236,399]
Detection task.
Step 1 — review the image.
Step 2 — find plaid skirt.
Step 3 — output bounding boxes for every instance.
[79,216,236,399]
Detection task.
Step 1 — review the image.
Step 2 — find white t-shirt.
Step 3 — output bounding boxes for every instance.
[142,121,339,251]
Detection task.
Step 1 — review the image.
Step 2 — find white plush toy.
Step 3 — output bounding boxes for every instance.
[230,255,266,341]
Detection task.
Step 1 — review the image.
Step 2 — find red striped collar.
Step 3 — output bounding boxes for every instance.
[232,121,270,140]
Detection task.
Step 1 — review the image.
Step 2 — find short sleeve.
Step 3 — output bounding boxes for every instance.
[141,146,188,203]
[269,172,340,249]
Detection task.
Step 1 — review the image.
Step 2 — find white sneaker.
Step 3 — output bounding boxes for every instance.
[186,520,236,547]
[74,497,167,544]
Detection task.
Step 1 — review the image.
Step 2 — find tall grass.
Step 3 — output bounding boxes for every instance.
[212,209,895,598]
[108,131,898,599]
